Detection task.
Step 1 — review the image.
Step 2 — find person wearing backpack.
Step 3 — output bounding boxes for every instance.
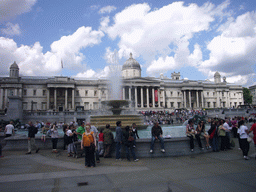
[26,121,39,154]
[81,125,96,167]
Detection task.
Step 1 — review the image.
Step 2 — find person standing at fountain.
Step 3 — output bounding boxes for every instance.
[115,121,123,160]
[103,124,114,158]
[150,121,165,153]
[4,121,14,137]
[50,124,59,153]
[76,122,85,142]
[123,126,139,162]
[208,119,219,152]
[81,125,97,167]
[237,120,250,160]
[26,121,39,154]
[131,123,139,148]
[88,122,100,163]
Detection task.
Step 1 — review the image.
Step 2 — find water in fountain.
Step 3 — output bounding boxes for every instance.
[108,50,122,100]
[90,50,146,128]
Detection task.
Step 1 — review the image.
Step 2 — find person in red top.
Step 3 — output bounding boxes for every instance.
[98,129,104,157]
[249,123,256,159]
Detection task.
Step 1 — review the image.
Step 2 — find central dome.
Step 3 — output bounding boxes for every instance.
[122,53,141,71]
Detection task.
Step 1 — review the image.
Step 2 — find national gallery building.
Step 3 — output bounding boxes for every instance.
[0,54,244,114]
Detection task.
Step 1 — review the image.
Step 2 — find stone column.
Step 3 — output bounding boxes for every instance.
[152,88,155,108]
[146,87,149,108]
[158,88,160,108]
[5,88,8,108]
[217,91,219,108]
[54,88,57,110]
[47,88,50,110]
[189,91,191,108]
[135,86,137,108]
[163,89,165,108]
[227,92,230,108]
[19,89,22,97]
[201,91,204,108]
[184,91,187,108]
[129,86,131,108]
[72,89,75,110]
[0,89,3,109]
[65,88,68,110]
[106,90,109,100]
[196,90,199,108]
[129,87,131,101]
[123,87,125,100]
[141,87,143,108]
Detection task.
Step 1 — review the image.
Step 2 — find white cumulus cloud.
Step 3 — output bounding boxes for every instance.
[0,0,37,23]
[99,6,116,14]
[1,22,21,36]
[0,26,104,76]
[200,11,256,85]
[105,2,218,76]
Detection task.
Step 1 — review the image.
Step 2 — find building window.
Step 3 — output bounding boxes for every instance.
[75,102,80,107]
[33,90,36,96]
[207,92,209,96]
[43,90,46,96]
[234,102,237,107]
[222,92,224,97]
[213,102,216,108]
[32,102,37,111]
[177,92,180,96]
[84,102,89,110]
[85,90,88,96]
[213,92,215,96]
[94,90,97,96]
[170,102,174,108]
[178,102,181,108]
[76,90,79,96]
[207,102,210,108]
[23,102,27,110]
[223,102,226,108]
[234,93,236,96]
[93,102,99,109]
[23,89,27,96]
[170,92,173,96]
[41,102,47,110]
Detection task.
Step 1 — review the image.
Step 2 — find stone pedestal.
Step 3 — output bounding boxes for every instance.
[7,96,23,121]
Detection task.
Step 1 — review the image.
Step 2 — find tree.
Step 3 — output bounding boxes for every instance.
[243,87,252,105]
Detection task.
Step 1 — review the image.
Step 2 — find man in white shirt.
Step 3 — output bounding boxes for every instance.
[223,118,232,149]
[5,121,14,137]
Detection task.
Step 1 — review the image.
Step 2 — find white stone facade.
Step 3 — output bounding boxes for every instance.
[249,85,256,105]
[0,60,244,112]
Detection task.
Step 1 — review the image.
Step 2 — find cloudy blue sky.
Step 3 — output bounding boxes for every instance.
[0,0,255,87]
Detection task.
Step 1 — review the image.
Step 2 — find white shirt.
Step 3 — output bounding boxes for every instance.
[223,122,232,132]
[238,125,248,139]
[5,124,14,134]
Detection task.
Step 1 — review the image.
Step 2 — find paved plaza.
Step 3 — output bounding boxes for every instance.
[0,139,256,192]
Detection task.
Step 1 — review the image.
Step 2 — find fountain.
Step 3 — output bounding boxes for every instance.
[89,50,146,129]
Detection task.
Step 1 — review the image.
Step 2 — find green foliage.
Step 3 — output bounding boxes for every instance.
[243,87,252,105]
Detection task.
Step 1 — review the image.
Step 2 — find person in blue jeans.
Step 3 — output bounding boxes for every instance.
[123,126,139,162]
[115,121,123,160]
[150,122,165,153]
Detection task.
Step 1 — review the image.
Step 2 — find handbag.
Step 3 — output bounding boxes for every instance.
[247,137,252,143]
[128,135,134,142]
[218,126,226,137]
[218,129,226,137]
[90,143,95,151]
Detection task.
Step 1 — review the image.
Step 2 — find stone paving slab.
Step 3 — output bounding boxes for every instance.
[1,139,256,192]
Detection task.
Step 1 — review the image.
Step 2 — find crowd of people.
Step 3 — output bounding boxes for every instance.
[1,115,256,163]
[140,109,207,125]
